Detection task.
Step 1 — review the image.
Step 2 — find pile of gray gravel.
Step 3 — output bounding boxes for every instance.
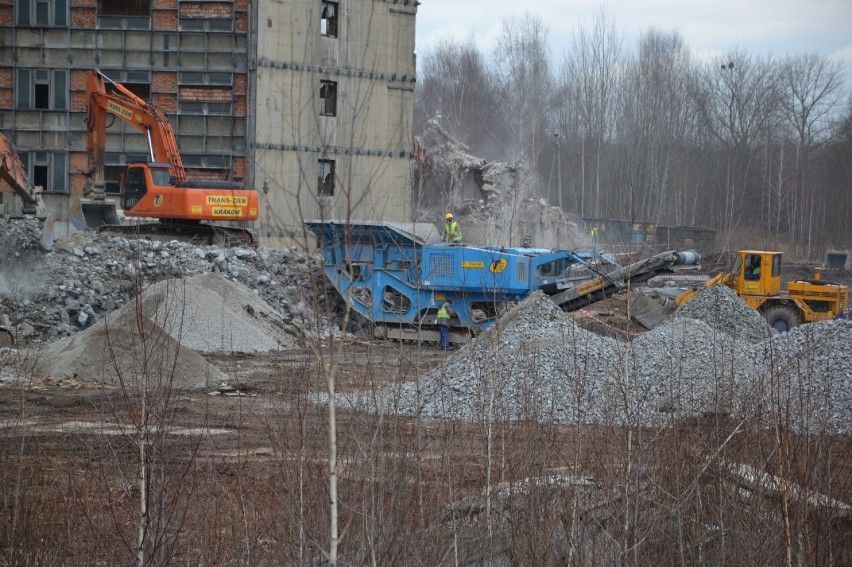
[336,288,852,433]
[24,271,306,388]
[671,284,771,343]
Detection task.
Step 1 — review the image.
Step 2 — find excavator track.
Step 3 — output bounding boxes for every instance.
[96,222,255,247]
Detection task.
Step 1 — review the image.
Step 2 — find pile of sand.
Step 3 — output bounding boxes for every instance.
[31,273,302,389]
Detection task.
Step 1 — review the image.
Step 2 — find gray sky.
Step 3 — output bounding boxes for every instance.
[416,0,852,85]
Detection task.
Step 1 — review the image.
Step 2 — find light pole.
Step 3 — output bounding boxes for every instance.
[553,131,563,211]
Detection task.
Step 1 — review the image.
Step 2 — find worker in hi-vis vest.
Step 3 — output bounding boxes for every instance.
[436,302,454,350]
[443,212,462,243]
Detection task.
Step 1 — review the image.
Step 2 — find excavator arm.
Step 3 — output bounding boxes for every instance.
[0,131,46,216]
[85,69,186,199]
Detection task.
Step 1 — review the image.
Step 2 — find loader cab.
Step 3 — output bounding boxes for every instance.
[732,250,782,297]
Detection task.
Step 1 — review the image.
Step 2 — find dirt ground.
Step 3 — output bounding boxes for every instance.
[2,260,851,563]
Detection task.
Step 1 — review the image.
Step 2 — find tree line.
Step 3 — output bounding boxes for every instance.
[414,11,852,258]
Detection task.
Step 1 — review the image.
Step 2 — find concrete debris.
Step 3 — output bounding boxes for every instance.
[338,288,851,434]
[0,218,348,344]
[413,119,589,249]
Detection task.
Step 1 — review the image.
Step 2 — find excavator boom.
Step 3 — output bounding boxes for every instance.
[86,69,186,189]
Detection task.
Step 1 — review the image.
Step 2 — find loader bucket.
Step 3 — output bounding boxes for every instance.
[629,294,675,330]
[70,197,121,229]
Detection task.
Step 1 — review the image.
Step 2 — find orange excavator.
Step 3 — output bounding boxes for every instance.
[76,69,259,245]
[0,131,48,218]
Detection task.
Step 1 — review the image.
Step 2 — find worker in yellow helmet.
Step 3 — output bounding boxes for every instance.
[442,212,462,243]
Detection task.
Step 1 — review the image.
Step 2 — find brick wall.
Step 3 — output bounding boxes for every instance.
[70,152,89,196]
[0,5,13,27]
[233,74,246,94]
[70,70,88,112]
[186,169,228,181]
[0,68,12,110]
[152,94,176,113]
[153,10,177,30]
[154,0,178,9]
[72,7,95,27]
[233,157,245,180]
[179,87,232,102]
[179,3,232,18]
[0,67,15,110]
[70,70,88,91]
[153,72,177,93]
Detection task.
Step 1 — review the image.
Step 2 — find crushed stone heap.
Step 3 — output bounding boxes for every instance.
[25,271,305,388]
[337,288,851,434]
[129,272,303,353]
[0,218,349,344]
[671,284,770,343]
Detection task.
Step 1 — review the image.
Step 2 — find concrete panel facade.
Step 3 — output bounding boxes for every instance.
[254,0,416,246]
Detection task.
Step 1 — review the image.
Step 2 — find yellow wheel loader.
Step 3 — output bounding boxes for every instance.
[632,250,849,332]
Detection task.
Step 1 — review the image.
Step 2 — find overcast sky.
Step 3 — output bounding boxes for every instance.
[416,0,852,86]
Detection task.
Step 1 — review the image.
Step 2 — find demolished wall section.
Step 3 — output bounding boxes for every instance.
[413,118,589,250]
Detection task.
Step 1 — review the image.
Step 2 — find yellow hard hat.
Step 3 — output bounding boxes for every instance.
[445,213,453,219]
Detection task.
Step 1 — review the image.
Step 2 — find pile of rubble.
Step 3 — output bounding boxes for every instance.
[0,218,348,344]
[339,287,851,433]
[413,118,589,249]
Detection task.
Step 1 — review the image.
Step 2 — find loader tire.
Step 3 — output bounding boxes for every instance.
[764,305,802,333]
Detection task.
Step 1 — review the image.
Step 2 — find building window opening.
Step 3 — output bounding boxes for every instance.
[320,81,337,116]
[318,159,335,196]
[17,0,67,26]
[321,1,338,37]
[17,69,67,110]
[33,165,48,193]
[23,152,67,194]
[97,0,150,16]
[34,83,50,109]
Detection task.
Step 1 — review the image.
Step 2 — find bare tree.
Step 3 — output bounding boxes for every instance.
[561,7,623,217]
[695,51,783,250]
[616,29,697,226]
[777,53,845,256]
[492,14,554,198]
[415,38,504,155]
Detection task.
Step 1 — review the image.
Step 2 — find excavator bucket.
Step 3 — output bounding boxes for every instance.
[629,294,675,330]
[70,196,121,230]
